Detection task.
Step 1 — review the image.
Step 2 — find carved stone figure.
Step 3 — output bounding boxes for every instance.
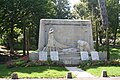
[47,28,54,48]
[61,48,78,53]
[77,40,90,53]
[45,28,69,51]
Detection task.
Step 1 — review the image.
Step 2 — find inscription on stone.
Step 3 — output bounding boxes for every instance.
[39,51,47,61]
[50,51,59,61]
[91,51,99,60]
[80,51,89,60]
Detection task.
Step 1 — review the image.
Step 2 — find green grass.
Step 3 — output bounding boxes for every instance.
[86,66,120,77]
[110,48,120,60]
[0,64,68,78]
[84,47,120,77]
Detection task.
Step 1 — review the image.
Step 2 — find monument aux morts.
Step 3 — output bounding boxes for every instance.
[29,19,106,65]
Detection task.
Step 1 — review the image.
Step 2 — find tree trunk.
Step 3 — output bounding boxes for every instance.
[95,20,99,51]
[99,31,103,44]
[23,26,26,56]
[26,28,29,56]
[9,22,14,54]
[113,29,117,47]
[106,28,110,60]
[113,1,119,48]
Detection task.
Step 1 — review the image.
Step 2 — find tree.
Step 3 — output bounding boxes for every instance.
[106,0,120,47]
[0,0,56,55]
[72,1,90,19]
[53,0,71,19]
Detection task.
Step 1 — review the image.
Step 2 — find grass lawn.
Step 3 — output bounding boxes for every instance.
[81,47,120,77]
[0,64,68,78]
[86,66,120,77]
[110,48,120,60]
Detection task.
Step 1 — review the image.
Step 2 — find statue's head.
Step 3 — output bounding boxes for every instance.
[49,28,54,34]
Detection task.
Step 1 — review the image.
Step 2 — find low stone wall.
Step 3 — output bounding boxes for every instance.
[29,52,39,60]
[29,51,107,65]
[98,52,107,60]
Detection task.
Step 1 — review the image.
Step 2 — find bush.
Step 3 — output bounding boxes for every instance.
[79,60,120,70]
[6,58,65,68]
[0,55,11,63]
[6,56,29,68]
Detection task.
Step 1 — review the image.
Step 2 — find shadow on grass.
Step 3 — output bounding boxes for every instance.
[0,64,68,78]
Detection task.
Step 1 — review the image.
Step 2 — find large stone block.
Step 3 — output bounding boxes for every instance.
[39,51,47,61]
[91,51,99,60]
[50,51,59,61]
[29,52,39,60]
[38,19,94,51]
[98,52,107,60]
[80,51,89,60]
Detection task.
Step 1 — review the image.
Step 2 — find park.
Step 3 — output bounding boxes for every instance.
[0,0,120,80]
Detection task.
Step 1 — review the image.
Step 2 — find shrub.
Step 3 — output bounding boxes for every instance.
[79,60,120,70]
[6,56,29,68]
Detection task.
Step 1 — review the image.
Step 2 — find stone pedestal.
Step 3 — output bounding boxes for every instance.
[59,52,80,65]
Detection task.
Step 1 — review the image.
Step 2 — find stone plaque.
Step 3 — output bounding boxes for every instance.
[91,51,99,60]
[50,51,59,61]
[80,51,89,60]
[39,51,47,61]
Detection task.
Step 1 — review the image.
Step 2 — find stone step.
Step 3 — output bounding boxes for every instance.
[59,53,80,57]
[60,57,80,60]
[60,59,80,65]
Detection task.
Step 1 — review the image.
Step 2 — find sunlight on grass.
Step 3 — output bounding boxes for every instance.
[110,48,120,60]
[0,65,68,78]
[17,69,67,78]
[86,66,120,77]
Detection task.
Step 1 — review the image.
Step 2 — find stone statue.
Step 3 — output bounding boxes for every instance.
[77,40,90,53]
[61,48,78,53]
[45,28,69,51]
[47,28,54,48]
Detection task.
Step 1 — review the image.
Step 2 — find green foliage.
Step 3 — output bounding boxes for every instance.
[79,60,120,70]
[72,1,90,19]
[6,59,28,68]
[6,58,64,68]
[0,0,72,52]
[54,0,71,19]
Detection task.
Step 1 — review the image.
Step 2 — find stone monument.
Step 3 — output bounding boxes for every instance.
[29,19,107,65]
[38,19,94,51]
[37,19,94,65]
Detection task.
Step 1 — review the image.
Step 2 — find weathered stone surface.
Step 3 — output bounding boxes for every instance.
[29,52,39,60]
[50,51,59,61]
[11,72,18,79]
[36,19,96,65]
[91,51,99,60]
[77,40,90,53]
[80,51,89,60]
[38,19,94,51]
[59,52,80,65]
[98,51,107,60]
[39,51,47,61]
